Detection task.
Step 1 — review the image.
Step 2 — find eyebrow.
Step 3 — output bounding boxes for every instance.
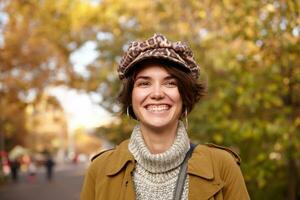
[135,76,151,80]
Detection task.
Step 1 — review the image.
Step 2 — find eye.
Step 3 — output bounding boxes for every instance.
[135,80,151,87]
[165,80,178,87]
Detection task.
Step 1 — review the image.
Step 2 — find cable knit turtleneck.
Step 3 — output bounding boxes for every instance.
[128,122,190,200]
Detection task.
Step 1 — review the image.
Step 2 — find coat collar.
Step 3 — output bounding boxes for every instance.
[187,144,214,180]
[105,140,135,176]
[105,141,215,181]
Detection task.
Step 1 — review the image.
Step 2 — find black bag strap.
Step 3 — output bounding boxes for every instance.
[173,143,197,200]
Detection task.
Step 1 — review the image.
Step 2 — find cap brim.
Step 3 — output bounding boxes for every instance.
[124,54,190,78]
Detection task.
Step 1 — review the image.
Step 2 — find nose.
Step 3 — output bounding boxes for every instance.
[150,83,164,99]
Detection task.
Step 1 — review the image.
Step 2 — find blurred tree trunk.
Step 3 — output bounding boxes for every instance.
[287,155,297,200]
[286,68,298,200]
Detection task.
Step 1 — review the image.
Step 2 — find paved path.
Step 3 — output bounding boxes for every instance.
[0,163,87,200]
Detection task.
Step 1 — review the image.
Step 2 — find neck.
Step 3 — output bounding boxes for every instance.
[140,122,179,154]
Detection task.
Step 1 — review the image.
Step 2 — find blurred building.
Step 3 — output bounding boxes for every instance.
[25,93,105,163]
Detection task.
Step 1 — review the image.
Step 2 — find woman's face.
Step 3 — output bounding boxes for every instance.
[132,64,183,130]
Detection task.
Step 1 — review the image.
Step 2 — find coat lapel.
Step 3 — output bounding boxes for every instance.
[103,140,136,200]
[188,145,224,199]
[105,140,134,176]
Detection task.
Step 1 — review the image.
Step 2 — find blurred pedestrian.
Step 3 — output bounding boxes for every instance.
[81,34,250,200]
[44,155,55,181]
[10,158,20,182]
[27,159,37,183]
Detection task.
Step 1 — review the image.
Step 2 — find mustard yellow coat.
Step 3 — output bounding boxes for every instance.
[80,140,250,200]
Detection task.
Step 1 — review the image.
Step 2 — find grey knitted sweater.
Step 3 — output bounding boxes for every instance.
[128,122,190,200]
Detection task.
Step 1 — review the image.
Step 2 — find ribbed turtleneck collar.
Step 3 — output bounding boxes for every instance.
[128,121,190,173]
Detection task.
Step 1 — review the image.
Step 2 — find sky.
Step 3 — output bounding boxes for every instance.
[49,87,113,132]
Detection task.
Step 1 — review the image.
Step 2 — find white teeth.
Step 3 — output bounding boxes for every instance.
[146,105,169,112]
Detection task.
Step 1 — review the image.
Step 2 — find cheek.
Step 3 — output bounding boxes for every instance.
[172,89,183,106]
[132,89,145,107]
[167,89,183,113]
[176,96,183,118]
[175,92,183,114]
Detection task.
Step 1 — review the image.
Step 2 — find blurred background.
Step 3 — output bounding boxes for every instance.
[0,0,299,199]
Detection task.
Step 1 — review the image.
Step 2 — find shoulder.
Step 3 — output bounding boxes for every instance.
[91,139,130,160]
[196,143,241,165]
[86,148,115,176]
[87,140,131,173]
[91,148,115,162]
[192,143,249,198]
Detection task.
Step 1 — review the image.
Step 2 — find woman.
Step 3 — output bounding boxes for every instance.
[80,34,250,200]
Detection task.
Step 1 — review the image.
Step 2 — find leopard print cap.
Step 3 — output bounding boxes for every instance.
[118,34,200,80]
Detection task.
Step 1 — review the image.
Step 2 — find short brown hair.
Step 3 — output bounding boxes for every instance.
[117,59,206,119]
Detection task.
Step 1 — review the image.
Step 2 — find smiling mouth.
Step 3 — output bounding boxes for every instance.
[145,104,171,112]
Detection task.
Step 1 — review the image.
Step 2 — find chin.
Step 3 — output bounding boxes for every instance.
[142,118,178,129]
